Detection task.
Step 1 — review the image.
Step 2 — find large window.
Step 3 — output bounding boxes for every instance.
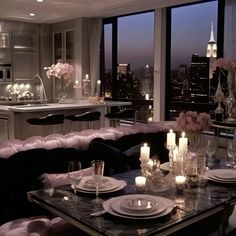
[167,0,221,120]
[102,12,154,122]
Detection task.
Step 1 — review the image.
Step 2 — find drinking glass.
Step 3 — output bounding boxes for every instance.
[206,136,217,167]
[91,160,105,203]
[185,157,198,188]
[68,161,83,194]
[226,139,236,168]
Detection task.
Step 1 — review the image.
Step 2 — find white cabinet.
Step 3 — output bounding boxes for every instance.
[13,32,39,81]
[0,114,9,143]
[53,30,74,64]
[0,32,12,63]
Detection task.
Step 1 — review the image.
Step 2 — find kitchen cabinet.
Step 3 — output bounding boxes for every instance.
[0,32,12,63]
[12,32,39,81]
[53,30,74,64]
[0,113,9,143]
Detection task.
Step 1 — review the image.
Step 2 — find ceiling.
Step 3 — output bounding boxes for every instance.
[0,0,201,24]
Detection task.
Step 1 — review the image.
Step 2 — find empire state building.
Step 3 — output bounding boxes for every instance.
[206,21,217,79]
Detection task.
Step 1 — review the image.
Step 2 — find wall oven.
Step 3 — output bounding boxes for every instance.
[0,64,12,82]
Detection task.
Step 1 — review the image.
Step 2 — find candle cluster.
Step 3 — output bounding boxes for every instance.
[166,129,189,191]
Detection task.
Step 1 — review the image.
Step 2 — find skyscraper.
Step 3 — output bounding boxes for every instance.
[190,54,210,103]
[206,21,217,79]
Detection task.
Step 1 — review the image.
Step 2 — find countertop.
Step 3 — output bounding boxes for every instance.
[0,100,132,113]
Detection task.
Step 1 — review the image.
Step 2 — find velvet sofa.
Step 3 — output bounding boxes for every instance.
[0,121,176,234]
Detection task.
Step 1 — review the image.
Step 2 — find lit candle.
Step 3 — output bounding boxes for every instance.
[85,74,89,80]
[140,143,150,162]
[147,159,154,169]
[73,80,81,100]
[167,129,176,148]
[173,146,179,162]
[135,176,146,193]
[175,175,186,191]
[96,80,101,97]
[179,132,188,153]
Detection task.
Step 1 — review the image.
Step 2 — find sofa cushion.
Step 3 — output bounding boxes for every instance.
[90,132,169,164]
[89,139,134,175]
[0,216,81,236]
[0,148,94,224]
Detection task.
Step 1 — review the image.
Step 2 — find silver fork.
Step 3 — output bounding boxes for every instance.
[90,209,107,217]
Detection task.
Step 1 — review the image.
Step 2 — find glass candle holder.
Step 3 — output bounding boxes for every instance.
[135,176,146,194]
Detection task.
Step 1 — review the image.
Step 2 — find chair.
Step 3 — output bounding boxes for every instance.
[105,109,136,127]
[65,111,101,131]
[27,113,65,136]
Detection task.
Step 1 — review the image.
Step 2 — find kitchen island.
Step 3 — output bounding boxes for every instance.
[0,100,132,140]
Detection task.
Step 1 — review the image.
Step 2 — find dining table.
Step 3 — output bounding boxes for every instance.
[28,168,236,236]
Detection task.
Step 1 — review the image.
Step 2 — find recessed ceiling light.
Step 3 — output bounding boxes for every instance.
[37,0,43,2]
[29,13,35,16]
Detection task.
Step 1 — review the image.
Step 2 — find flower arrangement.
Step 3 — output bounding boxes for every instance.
[176,111,212,134]
[44,61,74,84]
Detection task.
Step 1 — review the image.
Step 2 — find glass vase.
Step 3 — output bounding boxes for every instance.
[187,133,201,152]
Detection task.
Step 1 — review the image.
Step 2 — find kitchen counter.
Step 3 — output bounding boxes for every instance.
[7,100,132,112]
[0,100,132,140]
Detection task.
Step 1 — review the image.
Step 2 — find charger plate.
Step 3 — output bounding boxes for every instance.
[206,169,236,183]
[160,162,170,172]
[78,176,120,192]
[76,180,127,194]
[103,194,175,219]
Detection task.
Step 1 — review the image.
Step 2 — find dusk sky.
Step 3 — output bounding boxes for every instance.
[105,0,217,71]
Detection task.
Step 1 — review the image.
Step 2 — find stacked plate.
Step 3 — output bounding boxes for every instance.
[206,169,236,184]
[103,194,176,219]
[160,162,170,172]
[76,176,127,193]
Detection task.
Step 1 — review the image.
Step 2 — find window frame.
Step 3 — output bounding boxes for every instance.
[165,0,225,120]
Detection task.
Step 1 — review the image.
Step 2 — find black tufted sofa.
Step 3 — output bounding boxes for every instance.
[0,122,175,225]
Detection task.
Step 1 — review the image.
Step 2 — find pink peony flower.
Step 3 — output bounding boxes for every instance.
[176,111,212,133]
[44,62,74,84]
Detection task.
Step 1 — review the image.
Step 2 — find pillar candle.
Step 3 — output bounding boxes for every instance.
[175,175,186,191]
[73,80,81,100]
[135,176,146,193]
[179,132,188,153]
[140,143,150,162]
[167,129,176,148]
[85,74,89,80]
[96,80,101,97]
[173,146,179,162]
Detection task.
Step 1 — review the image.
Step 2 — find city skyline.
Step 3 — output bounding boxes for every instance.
[104,0,217,71]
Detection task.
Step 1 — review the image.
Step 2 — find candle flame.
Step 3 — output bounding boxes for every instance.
[143,143,147,147]
[182,132,185,137]
[170,129,173,133]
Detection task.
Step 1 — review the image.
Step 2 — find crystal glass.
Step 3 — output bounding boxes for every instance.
[206,136,217,167]
[91,160,105,203]
[185,157,198,188]
[68,161,83,194]
[226,139,236,168]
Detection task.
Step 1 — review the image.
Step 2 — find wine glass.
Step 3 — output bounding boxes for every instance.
[68,161,83,194]
[206,137,217,168]
[91,160,105,203]
[226,139,236,168]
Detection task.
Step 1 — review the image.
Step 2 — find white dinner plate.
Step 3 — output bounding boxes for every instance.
[160,162,170,172]
[206,169,236,183]
[78,176,121,192]
[211,169,236,180]
[120,197,158,213]
[103,194,175,219]
[76,180,127,194]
